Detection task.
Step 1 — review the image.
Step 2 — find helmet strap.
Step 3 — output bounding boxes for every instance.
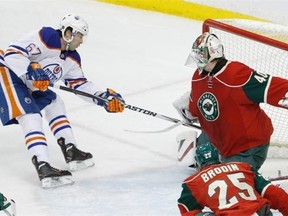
[61,29,74,50]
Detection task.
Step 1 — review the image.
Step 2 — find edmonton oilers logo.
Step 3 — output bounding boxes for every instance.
[43,63,63,82]
[53,65,62,74]
[198,92,219,121]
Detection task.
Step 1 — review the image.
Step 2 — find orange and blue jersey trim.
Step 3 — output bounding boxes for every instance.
[38,27,62,50]
[0,64,41,125]
[4,45,29,58]
[65,78,88,89]
[0,66,25,119]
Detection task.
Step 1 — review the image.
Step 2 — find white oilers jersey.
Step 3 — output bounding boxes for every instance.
[0,50,7,66]
[3,27,99,96]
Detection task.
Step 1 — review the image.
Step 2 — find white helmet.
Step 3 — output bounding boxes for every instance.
[185,32,224,73]
[59,14,89,42]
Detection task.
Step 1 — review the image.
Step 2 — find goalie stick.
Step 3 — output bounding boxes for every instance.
[268,175,288,192]
[269,175,288,182]
[124,121,185,133]
[49,84,201,131]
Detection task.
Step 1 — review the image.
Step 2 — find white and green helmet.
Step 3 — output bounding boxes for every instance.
[185,32,224,73]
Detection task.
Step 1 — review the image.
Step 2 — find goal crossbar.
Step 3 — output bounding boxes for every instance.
[203,19,288,51]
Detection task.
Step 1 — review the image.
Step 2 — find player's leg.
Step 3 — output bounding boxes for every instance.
[254,203,273,216]
[221,143,269,171]
[43,94,94,171]
[17,113,74,188]
[196,131,211,147]
[0,66,73,188]
[176,130,198,168]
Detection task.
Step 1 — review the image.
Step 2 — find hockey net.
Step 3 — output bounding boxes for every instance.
[202,19,288,158]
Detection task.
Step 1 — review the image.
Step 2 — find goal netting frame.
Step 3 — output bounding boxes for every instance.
[202,19,288,158]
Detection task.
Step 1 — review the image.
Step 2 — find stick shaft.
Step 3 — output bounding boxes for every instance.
[50,84,201,130]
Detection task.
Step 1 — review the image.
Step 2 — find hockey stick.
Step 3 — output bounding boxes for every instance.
[49,84,201,130]
[124,121,185,133]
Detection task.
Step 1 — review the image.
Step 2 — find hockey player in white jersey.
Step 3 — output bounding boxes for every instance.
[0,14,125,188]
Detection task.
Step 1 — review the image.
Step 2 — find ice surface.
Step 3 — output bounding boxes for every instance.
[0,0,287,215]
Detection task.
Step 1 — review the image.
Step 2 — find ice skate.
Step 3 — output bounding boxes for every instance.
[57,137,95,171]
[0,193,16,216]
[32,155,74,189]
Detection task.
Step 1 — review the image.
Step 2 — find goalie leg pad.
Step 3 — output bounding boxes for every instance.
[176,130,197,167]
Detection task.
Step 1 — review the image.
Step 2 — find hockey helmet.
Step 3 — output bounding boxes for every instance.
[59,14,89,42]
[194,142,220,169]
[185,32,224,73]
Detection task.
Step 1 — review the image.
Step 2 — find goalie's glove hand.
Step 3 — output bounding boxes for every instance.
[26,62,50,91]
[95,88,125,113]
[173,91,198,124]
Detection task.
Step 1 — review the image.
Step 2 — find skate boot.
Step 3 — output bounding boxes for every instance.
[57,137,95,171]
[0,193,16,216]
[32,155,74,189]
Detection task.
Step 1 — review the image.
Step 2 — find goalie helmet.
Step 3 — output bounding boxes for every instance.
[185,32,224,73]
[194,142,220,170]
[59,14,89,42]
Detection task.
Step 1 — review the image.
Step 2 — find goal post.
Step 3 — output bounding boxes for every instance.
[202,19,288,158]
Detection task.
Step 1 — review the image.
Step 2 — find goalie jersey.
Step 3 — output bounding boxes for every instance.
[189,59,288,157]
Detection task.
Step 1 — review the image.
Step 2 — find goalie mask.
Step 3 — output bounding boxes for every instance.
[194,142,220,170]
[59,14,89,43]
[185,32,224,73]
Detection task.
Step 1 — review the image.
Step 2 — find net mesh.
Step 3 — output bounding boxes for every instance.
[203,19,288,157]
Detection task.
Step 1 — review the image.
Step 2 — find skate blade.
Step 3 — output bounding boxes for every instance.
[69,158,95,171]
[41,176,74,189]
[3,199,16,216]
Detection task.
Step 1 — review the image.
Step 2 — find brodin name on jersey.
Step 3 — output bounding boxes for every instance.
[200,163,240,183]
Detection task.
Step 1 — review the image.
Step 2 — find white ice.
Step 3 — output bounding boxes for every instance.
[0,0,288,215]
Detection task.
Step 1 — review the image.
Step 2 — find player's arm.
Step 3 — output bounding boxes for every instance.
[62,65,125,113]
[4,40,50,91]
[262,184,288,215]
[242,70,288,109]
[265,76,288,109]
[242,70,271,103]
[253,169,288,215]
[4,29,44,77]
[178,183,204,216]
[4,45,32,77]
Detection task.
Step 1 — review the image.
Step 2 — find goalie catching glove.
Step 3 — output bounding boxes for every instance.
[173,91,198,123]
[26,62,50,91]
[95,88,125,113]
